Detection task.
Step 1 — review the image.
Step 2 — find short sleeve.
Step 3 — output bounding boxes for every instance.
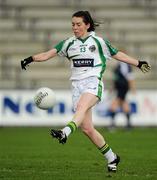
[104,39,119,56]
[54,40,67,57]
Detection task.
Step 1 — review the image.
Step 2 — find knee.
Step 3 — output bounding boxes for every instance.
[76,102,87,113]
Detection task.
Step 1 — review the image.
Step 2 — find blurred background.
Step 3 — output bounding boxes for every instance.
[0,0,157,90]
[0,0,157,127]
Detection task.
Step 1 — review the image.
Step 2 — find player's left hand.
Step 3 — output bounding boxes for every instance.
[137,61,151,73]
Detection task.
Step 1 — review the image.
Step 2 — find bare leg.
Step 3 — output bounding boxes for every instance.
[72,93,99,127]
[109,98,121,129]
[80,109,106,148]
[80,108,116,163]
[61,93,99,138]
[121,100,131,128]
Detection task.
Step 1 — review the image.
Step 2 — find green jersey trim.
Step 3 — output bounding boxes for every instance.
[104,39,118,56]
[65,40,76,59]
[77,35,91,43]
[65,40,75,53]
[93,37,106,79]
[94,63,102,67]
[68,54,80,59]
[54,40,65,53]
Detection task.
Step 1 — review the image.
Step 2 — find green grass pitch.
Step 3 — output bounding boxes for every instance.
[0,127,156,180]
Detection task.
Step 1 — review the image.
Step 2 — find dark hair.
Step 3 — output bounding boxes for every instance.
[72,11,99,32]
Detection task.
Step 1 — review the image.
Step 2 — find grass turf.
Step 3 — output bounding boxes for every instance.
[0,127,156,180]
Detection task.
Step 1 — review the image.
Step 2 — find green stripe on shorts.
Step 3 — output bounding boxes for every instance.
[97,80,102,100]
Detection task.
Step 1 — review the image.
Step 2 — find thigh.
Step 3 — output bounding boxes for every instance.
[77,92,99,112]
[72,80,81,111]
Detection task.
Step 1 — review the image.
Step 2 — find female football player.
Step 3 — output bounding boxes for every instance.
[21,11,150,172]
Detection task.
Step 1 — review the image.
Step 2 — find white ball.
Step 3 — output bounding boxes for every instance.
[34,87,56,110]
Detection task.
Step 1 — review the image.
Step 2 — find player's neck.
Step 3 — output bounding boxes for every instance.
[79,32,90,40]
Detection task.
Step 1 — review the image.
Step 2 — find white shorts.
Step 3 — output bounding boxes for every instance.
[71,76,104,111]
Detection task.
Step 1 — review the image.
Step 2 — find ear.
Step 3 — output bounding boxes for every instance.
[86,23,90,30]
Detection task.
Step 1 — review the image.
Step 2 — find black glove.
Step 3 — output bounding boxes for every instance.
[21,56,34,70]
[137,61,151,73]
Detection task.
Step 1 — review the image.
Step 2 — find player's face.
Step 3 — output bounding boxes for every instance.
[72,17,90,38]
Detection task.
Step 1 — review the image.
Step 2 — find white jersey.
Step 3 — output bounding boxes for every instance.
[54,32,118,80]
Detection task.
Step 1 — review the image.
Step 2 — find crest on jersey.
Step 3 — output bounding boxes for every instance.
[89,45,96,52]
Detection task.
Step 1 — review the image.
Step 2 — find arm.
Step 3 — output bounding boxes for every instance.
[113,51,151,73]
[21,48,57,70]
[112,51,138,66]
[32,48,57,62]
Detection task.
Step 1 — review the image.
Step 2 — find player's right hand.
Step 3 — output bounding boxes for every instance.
[137,61,151,73]
[21,56,33,70]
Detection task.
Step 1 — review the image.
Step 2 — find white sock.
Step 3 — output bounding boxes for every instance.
[104,149,116,163]
[62,127,72,137]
